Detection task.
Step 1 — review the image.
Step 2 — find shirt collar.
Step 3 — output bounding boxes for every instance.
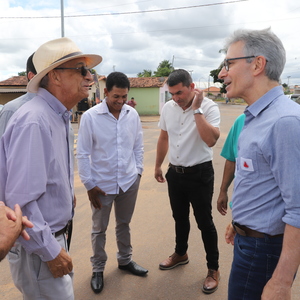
[95,97,130,115]
[245,86,284,118]
[37,88,70,123]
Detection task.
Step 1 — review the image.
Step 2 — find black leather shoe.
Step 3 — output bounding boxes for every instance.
[90,272,104,294]
[118,261,148,276]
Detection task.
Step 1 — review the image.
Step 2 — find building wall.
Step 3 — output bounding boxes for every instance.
[129,87,160,115]
[0,93,25,105]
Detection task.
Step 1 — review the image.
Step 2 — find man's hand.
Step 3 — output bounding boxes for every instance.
[1,202,34,241]
[73,195,77,208]
[262,277,291,300]
[191,88,204,110]
[225,223,235,245]
[0,202,34,261]
[155,167,166,183]
[47,248,73,278]
[217,191,228,215]
[87,186,107,209]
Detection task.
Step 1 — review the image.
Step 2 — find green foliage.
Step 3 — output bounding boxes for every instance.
[18,71,26,76]
[137,60,173,77]
[137,69,152,77]
[210,65,226,94]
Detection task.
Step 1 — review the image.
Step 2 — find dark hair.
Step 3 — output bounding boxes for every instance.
[167,69,192,87]
[106,72,130,92]
[26,53,37,80]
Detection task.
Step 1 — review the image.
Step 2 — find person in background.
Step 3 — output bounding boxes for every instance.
[216,114,245,215]
[218,28,300,300]
[76,97,91,126]
[154,69,221,294]
[0,201,33,262]
[0,53,36,137]
[77,71,147,295]
[127,96,137,108]
[0,37,102,300]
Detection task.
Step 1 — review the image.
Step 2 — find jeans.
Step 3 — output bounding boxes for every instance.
[165,161,219,270]
[228,233,283,300]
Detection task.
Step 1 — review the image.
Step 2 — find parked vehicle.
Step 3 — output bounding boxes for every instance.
[287,94,300,101]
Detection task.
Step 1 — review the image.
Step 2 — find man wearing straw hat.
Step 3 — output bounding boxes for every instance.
[0,37,102,300]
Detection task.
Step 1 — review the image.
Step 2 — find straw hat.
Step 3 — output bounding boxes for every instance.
[27,37,102,93]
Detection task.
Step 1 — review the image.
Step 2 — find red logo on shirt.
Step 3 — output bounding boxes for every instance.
[243,161,249,168]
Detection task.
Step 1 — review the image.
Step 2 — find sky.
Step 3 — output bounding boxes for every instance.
[0,0,300,88]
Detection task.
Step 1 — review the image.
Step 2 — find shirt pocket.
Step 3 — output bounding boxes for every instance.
[236,155,259,180]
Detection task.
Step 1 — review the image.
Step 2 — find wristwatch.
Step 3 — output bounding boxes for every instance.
[193,108,204,115]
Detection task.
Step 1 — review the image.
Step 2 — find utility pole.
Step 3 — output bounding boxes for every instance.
[171,55,175,70]
[61,0,65,37]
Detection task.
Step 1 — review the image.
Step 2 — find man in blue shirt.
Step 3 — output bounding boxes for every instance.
[218,28,300,300]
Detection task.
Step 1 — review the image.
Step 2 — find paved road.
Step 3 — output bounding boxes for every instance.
[1,103,300,299]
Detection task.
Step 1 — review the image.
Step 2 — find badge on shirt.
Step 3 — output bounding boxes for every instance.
[240,157,254,172]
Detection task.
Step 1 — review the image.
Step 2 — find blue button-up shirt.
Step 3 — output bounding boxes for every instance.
[77,98,144,194]
[0,88,73,261]
[232,86,300,235]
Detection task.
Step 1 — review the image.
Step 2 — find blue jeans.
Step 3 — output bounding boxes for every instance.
[165,161,219,270]
[228,233,283,300]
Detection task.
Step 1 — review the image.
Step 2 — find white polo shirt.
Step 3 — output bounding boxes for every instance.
[159,97,220,167]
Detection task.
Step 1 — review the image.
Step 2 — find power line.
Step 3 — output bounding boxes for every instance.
[0,1,248,19]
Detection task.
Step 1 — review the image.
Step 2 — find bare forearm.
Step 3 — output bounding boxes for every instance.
[0,235,15,261]
[271,224,300,284]
[262,224,300,299]
[155,131,168,169]
[220,160,235,192]
[194,114,220,147]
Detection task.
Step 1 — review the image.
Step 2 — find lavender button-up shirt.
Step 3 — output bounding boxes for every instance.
[0,88,73,261]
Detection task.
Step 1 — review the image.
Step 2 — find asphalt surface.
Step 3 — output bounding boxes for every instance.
[1,102,300,299]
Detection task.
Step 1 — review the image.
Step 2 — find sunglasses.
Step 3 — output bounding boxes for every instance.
[55,65,92,77]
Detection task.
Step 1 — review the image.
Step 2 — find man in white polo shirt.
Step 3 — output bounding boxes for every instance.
[155,69,220,294]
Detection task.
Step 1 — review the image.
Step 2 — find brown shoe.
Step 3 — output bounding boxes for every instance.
[159,253,189,270]
[202,269,220,294]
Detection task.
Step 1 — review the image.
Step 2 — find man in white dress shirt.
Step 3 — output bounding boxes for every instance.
[77,71,148,295]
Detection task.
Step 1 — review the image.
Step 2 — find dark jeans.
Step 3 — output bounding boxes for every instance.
[228,233,283,300]
[165,161,219,270]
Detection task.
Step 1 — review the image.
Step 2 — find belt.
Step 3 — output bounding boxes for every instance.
[232,221,283,239]
[169,161,211,174]
[54,221,71,237]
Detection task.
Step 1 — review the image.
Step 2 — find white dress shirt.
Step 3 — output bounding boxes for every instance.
[77,99,144,194]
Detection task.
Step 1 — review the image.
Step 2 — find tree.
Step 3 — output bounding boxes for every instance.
[137,60,173,78]
[137,69,152,77]
[18,71,26,76]
[210,66,226,94]
[153,60,173,77]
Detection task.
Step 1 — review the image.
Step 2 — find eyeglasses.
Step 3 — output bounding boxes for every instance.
[54,65,92,77]
[222,56,256,71]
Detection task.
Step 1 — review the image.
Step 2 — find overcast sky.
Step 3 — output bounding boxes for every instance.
[0,0,300,88]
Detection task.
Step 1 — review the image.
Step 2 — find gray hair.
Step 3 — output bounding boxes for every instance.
[223,28,286,82]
